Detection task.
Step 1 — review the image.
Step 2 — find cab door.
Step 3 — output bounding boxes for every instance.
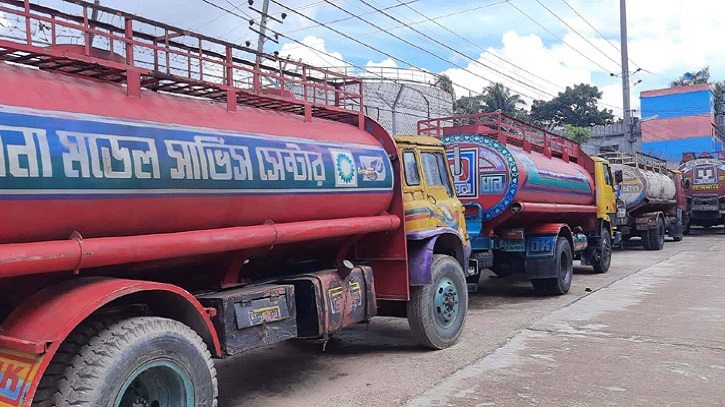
[403,146,467,240]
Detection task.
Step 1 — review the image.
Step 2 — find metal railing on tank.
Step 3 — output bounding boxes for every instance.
[417,112,583,162]
[0,0,364,125]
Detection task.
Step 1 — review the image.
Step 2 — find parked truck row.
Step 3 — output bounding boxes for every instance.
[0,2,695,406]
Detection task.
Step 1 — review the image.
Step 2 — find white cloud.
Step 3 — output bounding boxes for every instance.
[278,35,348,70]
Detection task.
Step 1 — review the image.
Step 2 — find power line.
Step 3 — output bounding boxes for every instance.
[280,0,421,37]
[350,0,557,99]
[533,0,620,70]
[269,0,509,100]
[506,1,612,73]
[558,0,663,80]
[391,0,565,93]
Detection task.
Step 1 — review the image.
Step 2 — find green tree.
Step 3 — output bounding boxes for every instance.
[454,82,526,118]
[480,82,526,114]
[529,83,614,127]
[562,124,592,144]
[434,74,455,95]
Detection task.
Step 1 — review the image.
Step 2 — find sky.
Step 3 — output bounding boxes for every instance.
[3,0,725,119]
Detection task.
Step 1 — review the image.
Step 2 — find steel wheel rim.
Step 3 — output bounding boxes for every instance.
[434,277,460,328]
[115,360,194,407]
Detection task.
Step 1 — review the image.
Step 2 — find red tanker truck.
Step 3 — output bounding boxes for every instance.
[601,152,686,249]
[0,2,473,406]
[418,113,619,294]
[679,151,725,232]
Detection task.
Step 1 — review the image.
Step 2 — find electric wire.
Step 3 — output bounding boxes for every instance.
[390,0,565,92]
[268,0,505,99]
[533,0,620,69]
[506,0,612,72]
[351,0,557,99]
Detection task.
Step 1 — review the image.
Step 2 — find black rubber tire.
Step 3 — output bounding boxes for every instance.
[407,254,468,350]
[531,237,573,295]
[673,235,683,242]
[645,218,665,251]
[591,227,612,274]
[32,316,217,407]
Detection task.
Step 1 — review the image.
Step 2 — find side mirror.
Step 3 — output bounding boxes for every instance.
[683,178,691,189]
[614,170,623,184]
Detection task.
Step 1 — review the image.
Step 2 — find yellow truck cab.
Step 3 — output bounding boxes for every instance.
[395,135,468,242]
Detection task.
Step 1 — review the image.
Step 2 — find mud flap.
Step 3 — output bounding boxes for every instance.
[523,236,558,279]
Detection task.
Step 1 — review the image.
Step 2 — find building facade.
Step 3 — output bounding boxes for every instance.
[639,84,722,162]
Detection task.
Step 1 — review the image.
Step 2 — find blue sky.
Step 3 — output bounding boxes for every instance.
[4,0,725,118]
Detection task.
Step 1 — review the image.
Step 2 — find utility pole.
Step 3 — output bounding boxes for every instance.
[620,0,633,152]
[255,0,270,56]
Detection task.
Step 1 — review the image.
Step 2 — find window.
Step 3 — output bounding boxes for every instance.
[403,151,420,186]
[603,164,613,186]
[421,152,454,197]
[436,153,455,197]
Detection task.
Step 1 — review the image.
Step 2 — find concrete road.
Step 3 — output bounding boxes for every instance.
[217,228,725,407]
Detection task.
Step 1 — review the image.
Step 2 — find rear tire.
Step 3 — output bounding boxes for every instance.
[33,316,217,407]
[531,237,573,295]
[644,218,665,251]
[591,227,612,274]
[408,254,468,349]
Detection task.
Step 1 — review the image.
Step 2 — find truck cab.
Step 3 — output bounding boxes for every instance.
[395,135,468,242]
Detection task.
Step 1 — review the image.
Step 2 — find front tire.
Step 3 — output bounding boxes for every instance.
[408,254,468,349]
[591,227,612,273]
[644,218,665,251]
[33,316,217,407]
[531,237,573,295]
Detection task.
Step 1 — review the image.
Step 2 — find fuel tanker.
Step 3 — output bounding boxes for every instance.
[0,2,472,406]
[418,113,618,295]
[602,152,685,249]
[679,151,725,232]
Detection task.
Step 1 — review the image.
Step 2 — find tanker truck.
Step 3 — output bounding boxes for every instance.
[418,113,618,295]
[679,151,725,232]
[0,2,474,406]
[601,152,685,249]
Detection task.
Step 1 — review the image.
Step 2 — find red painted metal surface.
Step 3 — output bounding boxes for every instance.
[0,215,400,278]
[0,277,223,406]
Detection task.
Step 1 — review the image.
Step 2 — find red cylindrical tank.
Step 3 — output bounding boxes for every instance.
[0,64,395,244]
[441,133,595,225]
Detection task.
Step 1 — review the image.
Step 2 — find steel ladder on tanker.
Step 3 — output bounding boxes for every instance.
[0,0,364,127]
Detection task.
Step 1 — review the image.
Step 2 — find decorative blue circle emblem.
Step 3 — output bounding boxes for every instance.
[441,134,519,221]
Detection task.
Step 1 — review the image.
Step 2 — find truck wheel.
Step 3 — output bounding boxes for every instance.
[407,254,468,350]
[645,218,665,251]
[531,237,573,295]
[33,316,217,407]
[591,228,611,274]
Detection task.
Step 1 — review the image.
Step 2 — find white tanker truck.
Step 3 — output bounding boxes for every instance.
[601,153,686,250]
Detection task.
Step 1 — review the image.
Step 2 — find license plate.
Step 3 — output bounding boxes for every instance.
[636,224,649,231]
[692,205,718,211]
[501,239,525,252]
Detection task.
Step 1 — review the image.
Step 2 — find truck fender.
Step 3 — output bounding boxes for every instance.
[407,228,468,286]
[0,277,221,406]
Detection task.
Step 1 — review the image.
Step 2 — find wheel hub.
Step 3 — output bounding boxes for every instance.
[434,277,460,328]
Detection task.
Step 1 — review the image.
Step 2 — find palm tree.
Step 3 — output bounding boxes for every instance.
[481,82,526,114]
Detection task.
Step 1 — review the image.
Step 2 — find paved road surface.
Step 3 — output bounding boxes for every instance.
[217,228,725,407]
